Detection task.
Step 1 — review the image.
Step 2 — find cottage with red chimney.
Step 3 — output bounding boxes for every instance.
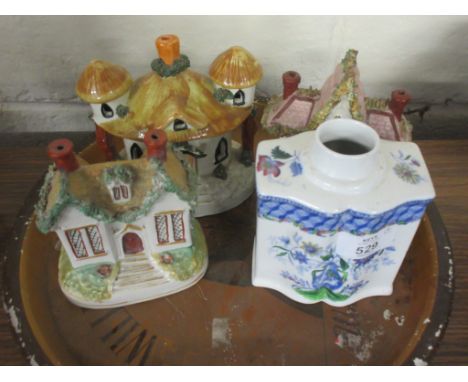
[262,49,413,141]
[76,35,263,217]
[34,129,208,309]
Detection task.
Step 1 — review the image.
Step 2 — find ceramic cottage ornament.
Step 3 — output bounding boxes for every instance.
[76,60,133,160]
[261,50,413,141]
[77,34,263,217]
[35,129,208,309]
[253,118,435,306]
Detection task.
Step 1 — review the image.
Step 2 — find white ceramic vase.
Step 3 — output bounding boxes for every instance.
[252,118,435,307]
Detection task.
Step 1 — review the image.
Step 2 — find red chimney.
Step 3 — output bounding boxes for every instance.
[389,89,411,121]
[282,71,301,100]
[47,139,79,172]
[144,128,167,162]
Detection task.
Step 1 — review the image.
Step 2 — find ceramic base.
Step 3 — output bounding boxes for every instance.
[60,257,208,309]
[194,143,254,217]
[59,219,208,309]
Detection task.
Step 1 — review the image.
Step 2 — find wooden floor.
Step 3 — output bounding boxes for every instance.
[0,133,467,365]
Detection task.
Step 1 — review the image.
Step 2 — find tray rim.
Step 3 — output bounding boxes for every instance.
[1,174,454,365]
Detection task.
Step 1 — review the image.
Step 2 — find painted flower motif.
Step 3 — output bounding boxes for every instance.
[271,233,395,302]
[279,236,291,246]
[258,146,303,179]
[311,262,344,291]
[290,160,303,177]
[392,150,424,185]
[302,242,321,256]
[393,162,423,185]
[257,155,284,177]
[97,264,112,278]
[411,159,421,167]
[292,250,309,264]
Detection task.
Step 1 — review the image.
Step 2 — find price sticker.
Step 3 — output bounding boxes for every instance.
[335,227,395,260]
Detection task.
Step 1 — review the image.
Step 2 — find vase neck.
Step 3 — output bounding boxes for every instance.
[309,119,381,182]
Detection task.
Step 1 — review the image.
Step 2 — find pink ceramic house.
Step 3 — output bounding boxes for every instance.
[262,49,413,141]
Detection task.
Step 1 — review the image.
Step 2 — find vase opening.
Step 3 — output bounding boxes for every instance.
[310,119,381,182]
[317,118,378,158]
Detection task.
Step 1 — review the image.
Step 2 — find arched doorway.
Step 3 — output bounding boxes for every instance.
[122,232,144,255]
[214,137,229,165]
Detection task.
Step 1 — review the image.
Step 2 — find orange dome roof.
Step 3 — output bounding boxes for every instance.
[209,46,262,89]
[76,60,132,103]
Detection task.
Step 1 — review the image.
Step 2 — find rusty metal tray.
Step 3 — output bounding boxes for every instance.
[2,142,453,365]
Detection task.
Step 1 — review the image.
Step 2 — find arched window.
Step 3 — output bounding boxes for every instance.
[130,143,143,159]
[215,137,229,165]
[173,119,188,131]
[101,103,114,118]
[233,90,245,106]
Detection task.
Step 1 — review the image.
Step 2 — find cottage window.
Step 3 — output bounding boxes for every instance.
[120,185,129,199]
[155,214,169,244]
[154,211,186,245]
[173,119,188,131]
[171,212,185,242]
[85,226,105,254]
[233,90,245,106]
[113,187,121,200]
[66,225,106,259]
[214,137,229,165]
[65,229,88,259]
[101,103,114,119]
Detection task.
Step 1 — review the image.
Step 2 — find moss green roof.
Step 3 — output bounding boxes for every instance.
[35,149,196,234]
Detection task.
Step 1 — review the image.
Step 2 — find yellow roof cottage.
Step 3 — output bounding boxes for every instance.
[98,36,252,143]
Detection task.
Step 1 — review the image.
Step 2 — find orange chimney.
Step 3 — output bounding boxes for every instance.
[156,35,180,66]
[389,89,411,121]
[144,128,168,162]
[47,139,79,172]
[282,71,301,100]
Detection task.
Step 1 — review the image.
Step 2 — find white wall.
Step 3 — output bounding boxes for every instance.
[1,15,468,132]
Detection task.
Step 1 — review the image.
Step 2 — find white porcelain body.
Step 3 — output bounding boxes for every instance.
[253,119,435,307]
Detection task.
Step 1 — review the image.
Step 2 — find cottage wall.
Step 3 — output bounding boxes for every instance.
[214,84,256,108]
[91,92,130,125]
[189,132,233,176]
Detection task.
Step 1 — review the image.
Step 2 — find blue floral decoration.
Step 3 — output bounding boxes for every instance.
[270,233,396,302]
[290,160,303,177]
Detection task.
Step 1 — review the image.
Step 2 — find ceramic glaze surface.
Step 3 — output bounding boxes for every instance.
[253,119,435,306]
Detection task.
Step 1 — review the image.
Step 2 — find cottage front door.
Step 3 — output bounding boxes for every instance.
[122,232,144,255]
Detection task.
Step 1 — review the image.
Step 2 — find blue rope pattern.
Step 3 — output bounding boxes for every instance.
[257,195,432,236]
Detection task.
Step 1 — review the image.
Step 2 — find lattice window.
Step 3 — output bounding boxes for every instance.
[65,229,88,259]
[171,211,185,242]
[85,225,105,255]
[155,214,169,244]
[120,185,129,199]
[113,187,121,200]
